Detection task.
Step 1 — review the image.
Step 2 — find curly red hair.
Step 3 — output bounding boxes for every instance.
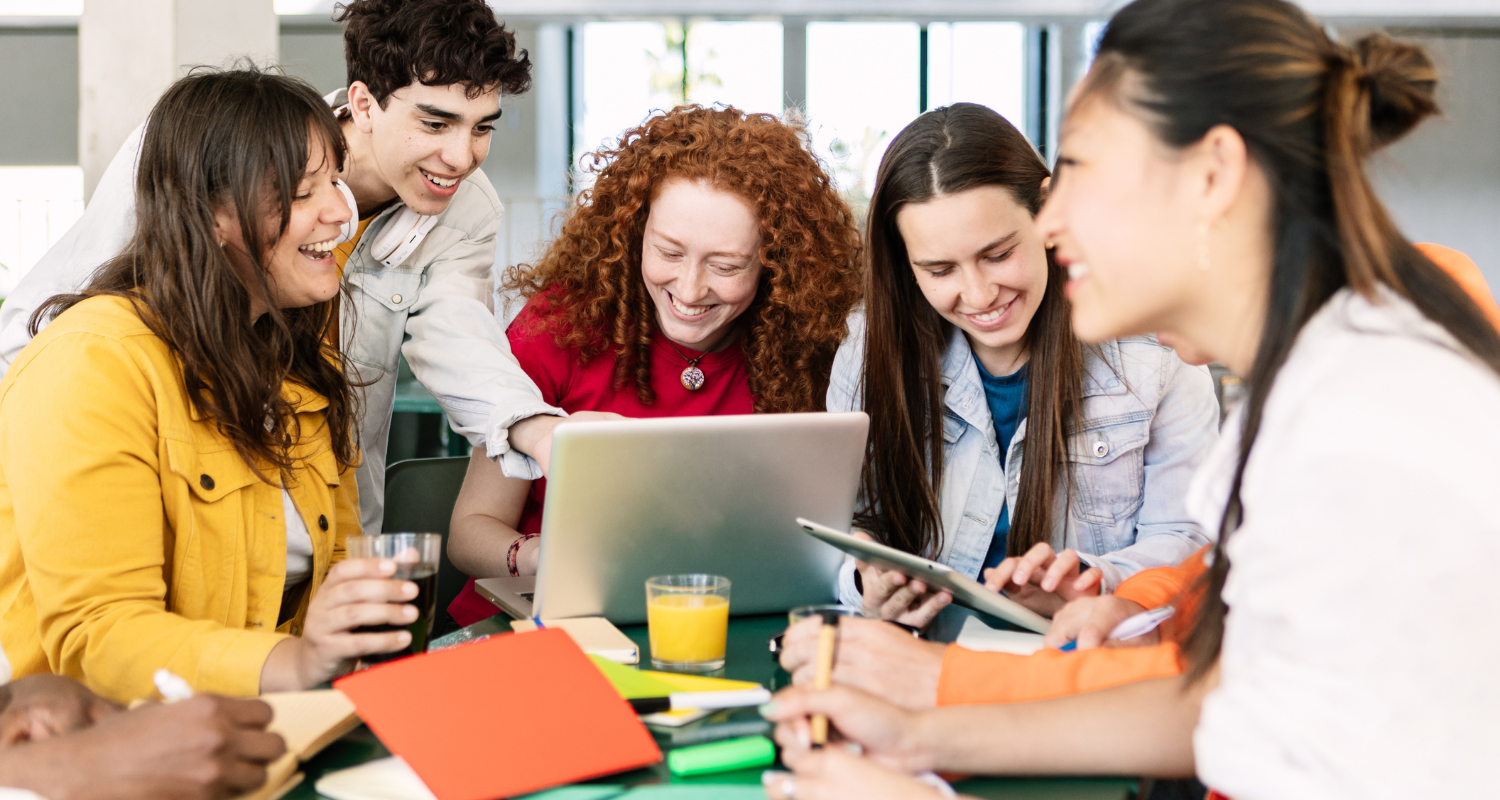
[505,105,862,413]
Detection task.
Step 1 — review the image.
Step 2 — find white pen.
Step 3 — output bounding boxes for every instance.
[1108,605,1176,641]
[1059,605,1175,652]
[153,668,195,702]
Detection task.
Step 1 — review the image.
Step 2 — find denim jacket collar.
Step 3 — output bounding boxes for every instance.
[938,325,1130,438]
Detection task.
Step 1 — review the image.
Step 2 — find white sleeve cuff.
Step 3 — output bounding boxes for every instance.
[484,405,565,480]
[0,789,49,800]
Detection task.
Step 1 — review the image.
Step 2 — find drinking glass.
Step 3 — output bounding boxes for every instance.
[646,574,731,672]
[346,532,442,664]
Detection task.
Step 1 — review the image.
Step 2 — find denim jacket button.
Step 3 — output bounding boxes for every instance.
[391,294,403,304]
[1093,440,1109,458]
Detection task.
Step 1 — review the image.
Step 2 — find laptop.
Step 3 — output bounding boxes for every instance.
[475,412,868,625]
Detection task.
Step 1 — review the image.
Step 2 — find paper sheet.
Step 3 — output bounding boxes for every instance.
[954,616,1046,655]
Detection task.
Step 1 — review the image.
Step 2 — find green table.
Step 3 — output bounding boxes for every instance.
[286,615,1137,800]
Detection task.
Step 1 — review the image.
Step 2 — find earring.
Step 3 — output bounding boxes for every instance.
[1196,222,1212,272]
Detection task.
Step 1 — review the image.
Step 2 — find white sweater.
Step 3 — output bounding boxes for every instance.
[1192,287,1500,799]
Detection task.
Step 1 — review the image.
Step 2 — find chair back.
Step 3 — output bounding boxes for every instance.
[381,456,471,635]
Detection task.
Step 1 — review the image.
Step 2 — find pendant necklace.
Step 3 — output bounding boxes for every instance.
[664,338,709,391]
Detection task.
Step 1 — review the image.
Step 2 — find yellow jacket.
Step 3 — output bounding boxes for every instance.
[0,296,360,702]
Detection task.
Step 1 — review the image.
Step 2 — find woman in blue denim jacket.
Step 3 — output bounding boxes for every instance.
[834,103,1220,626]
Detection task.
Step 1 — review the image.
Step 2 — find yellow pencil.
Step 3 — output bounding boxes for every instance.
[810,617,837,747]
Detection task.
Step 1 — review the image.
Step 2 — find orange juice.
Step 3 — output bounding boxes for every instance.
[647,593,730,665]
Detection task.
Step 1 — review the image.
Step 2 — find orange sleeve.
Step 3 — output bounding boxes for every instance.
[935,545,1215,707]
[1415,242,1500,332]
[1113,545,1210,610]
[936,642,1183,705]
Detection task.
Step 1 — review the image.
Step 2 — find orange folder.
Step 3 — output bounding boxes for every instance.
[334,628,661,800]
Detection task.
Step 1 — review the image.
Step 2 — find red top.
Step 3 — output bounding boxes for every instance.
[447,295,756,626]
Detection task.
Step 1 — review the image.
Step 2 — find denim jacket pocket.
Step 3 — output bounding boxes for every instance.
[1066,412,1151,525]
[344,269,424,373]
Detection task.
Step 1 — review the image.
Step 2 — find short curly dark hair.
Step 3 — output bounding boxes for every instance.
[336,0,531,106]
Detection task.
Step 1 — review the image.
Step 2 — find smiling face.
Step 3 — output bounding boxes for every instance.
[1036,96,1203,345]
[217,133,352,319]
[897,185,1050,376]
[349,80,501,215]
[640,177,764,352]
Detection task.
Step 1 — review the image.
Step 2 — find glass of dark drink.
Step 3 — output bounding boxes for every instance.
[345,532,442,665]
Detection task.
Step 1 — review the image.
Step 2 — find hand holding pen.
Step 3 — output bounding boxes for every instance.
[1057,605,1175,652]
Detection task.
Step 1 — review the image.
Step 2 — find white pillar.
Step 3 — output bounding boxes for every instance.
[78,0,278,200]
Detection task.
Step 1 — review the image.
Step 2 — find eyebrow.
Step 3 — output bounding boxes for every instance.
[413,103,503,124]
[910,231,1019,267]
[653,232,752,260]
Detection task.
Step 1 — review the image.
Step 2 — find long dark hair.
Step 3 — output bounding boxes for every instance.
[1083,0,1500,680]
[858,103,1084,559]
[33,67,359,476]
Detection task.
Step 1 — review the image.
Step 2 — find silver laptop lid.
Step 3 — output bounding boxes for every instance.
[532,412,868,624]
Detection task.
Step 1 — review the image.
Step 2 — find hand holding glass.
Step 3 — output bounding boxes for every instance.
[345,533,442,664]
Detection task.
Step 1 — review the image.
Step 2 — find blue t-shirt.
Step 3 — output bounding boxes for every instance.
[975,357,1029,570]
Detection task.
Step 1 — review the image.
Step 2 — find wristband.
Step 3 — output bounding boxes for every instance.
[507,533,540,577]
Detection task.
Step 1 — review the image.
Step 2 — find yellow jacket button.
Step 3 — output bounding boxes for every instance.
[318,514,329,531]
[200,474,214,490]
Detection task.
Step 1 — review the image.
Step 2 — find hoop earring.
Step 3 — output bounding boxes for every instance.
[1196,223,1212,272]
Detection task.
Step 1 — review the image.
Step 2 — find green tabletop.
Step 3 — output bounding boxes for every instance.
[286,615,1137,800]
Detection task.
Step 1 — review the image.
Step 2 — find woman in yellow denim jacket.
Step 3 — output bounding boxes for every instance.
[0,69,421,703]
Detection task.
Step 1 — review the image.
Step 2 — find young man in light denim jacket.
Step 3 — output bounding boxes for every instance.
[0,0,573,532]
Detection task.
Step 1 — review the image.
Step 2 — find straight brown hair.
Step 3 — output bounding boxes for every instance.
[1083,0,1500,681]
[33,67,359,476]
[857,103,1084,559]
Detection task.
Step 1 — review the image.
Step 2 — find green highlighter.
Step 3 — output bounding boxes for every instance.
[667,735,777,777]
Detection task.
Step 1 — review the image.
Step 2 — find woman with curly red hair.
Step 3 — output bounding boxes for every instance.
[444,105,862,626]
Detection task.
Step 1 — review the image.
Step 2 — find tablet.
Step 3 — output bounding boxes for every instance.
[797,518,1052,634]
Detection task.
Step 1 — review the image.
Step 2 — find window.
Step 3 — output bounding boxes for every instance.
[0,0,80,13]
[927,22,1027,133]
[575,20,784,189]
[685,21,783,112]
[0,166,85,296]
[805,22,922,207]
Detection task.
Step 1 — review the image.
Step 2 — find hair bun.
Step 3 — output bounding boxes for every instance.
[1353,33,1439,150]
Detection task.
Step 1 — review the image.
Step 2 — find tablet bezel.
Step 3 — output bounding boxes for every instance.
[796,518,1052,634]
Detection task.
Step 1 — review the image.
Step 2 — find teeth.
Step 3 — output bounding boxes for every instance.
[421,169,458,188]
[969,299,1012,324]
[670,294,712,317]
[1068,263,1091,281]
[299,239,336,256]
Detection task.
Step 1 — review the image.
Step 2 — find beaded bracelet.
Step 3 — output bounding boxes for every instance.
[507,533,541,577]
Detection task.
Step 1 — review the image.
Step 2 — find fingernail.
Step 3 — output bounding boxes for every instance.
[399,631,412,645]
[762,770,788,786]
[798,728,811,749]
[379,559,395,573]
[844,741,864,756]
[757,701,779,718]
[405,605,418,620]
[404,582,418,598]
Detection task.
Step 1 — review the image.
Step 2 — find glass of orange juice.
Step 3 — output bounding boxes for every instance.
[646,574,731,672]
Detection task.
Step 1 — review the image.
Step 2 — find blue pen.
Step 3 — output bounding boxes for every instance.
[1058,605,1175,652]
[532,616,547,629]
